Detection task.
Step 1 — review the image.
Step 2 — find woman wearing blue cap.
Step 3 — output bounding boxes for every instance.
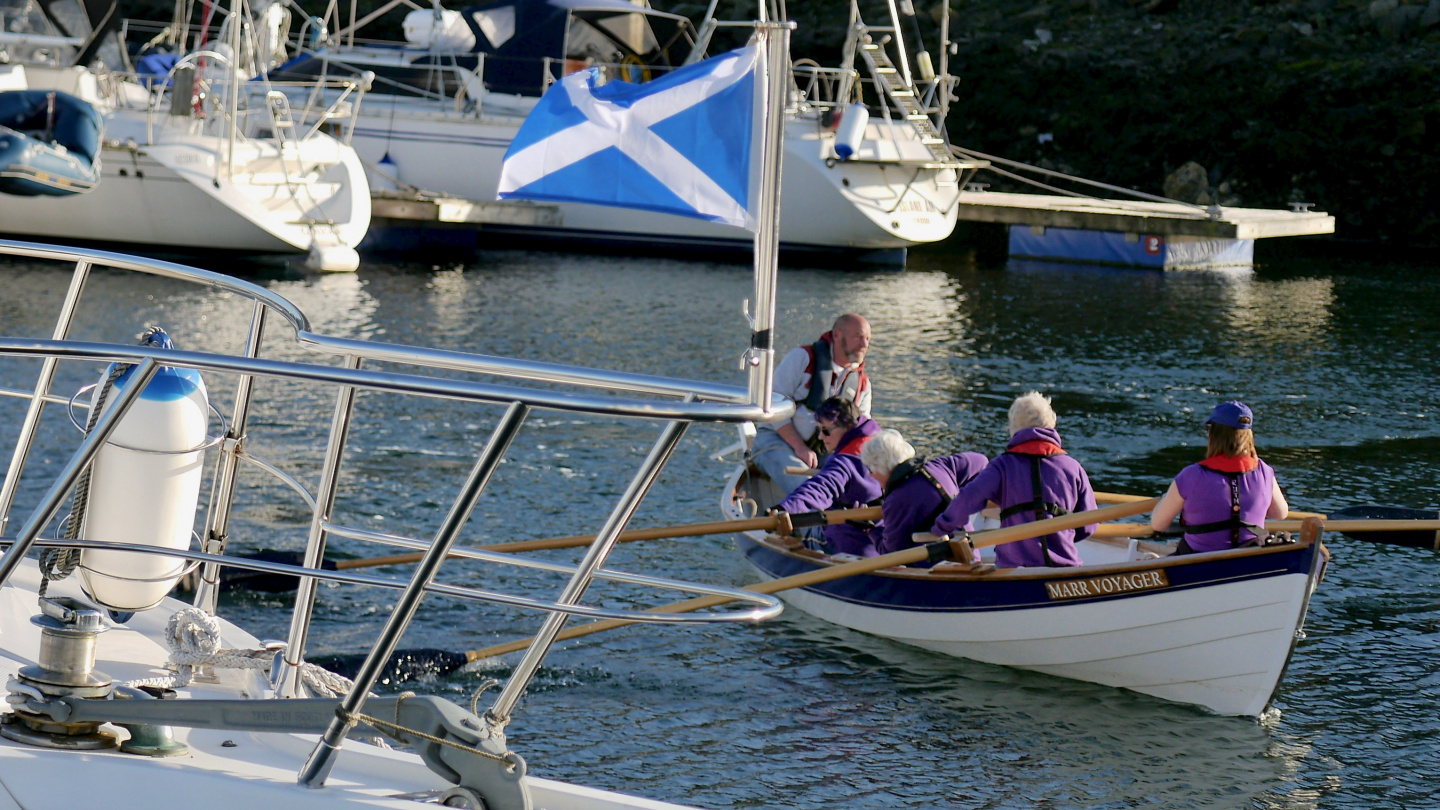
[1150,401,1290,554]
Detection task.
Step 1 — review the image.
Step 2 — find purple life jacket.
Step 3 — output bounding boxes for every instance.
[1175,460,1276,552]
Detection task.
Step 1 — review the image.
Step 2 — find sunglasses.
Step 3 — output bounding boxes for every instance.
[818,425,838,437]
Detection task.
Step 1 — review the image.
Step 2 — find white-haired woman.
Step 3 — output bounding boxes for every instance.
[930,392,1097,568]
[861,429,988,557]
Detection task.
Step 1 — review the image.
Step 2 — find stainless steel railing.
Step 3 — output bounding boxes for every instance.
[0,240,789,788]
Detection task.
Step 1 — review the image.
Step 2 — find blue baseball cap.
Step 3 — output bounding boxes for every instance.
[1207,401,1254,430]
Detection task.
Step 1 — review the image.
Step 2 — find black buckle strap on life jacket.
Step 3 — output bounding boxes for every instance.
[995,454,1073,566]
[997,455,1073,521]
[1181,469,1265,547]
[803,336,832,412]
[884,457,954,528]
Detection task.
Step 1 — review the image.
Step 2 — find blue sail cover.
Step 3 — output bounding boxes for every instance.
[0,91,103,197]
[461,0,694,96]
[269,0,693,99]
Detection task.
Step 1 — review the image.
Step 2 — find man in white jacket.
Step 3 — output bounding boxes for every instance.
[751,313,872,494]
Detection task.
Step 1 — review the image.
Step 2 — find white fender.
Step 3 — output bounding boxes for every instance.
[79,351,208,612]
[833,102,869,161]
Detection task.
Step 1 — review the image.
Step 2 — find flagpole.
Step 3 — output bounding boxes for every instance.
[748,20,794,412]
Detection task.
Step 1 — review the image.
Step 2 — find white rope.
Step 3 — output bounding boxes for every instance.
[125,608,357,697]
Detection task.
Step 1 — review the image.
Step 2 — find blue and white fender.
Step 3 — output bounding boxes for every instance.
[833,102,870,161]
[79,329,208,612]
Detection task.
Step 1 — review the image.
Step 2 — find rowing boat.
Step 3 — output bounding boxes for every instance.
[721,463,1328,717]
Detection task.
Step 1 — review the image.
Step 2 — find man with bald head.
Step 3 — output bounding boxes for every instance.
[752,313,873,494]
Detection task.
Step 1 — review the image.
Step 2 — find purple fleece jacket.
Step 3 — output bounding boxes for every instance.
[776,418,884,556]
[876,453,989,556]
[931,427,1096,568]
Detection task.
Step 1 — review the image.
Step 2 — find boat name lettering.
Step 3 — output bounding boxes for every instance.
[1045,569,1170,600]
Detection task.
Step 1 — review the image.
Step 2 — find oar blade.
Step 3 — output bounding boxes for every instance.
[1328,506,1440,548]
[217,551,338,592]
[311,648,474,682]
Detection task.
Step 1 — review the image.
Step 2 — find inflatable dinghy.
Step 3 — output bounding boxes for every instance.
[0,90,102,196]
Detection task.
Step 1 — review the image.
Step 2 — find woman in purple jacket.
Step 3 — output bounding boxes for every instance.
[771,398,883,556]
[931,392,1097,568]
[860,429,988,557]
[1149,401,1289,554]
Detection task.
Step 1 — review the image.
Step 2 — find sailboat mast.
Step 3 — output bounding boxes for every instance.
[747,19,793,412]
[227,0,243,177]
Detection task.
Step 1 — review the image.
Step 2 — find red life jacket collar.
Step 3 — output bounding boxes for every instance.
[1008,440,1065,456]
[1199,455,1260,473]
[835,432,874,457]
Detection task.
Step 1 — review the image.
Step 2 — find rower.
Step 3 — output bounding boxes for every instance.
[1150,401,1289,554]
[861,429,987,560]
[769,397,882,556]
[930,391,1097,568]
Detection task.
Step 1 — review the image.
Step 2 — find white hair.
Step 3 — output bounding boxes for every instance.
[860,428,915,478]
[1008,391,1056,435]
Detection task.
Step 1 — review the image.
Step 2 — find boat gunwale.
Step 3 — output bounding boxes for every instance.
[739,527,1320,583]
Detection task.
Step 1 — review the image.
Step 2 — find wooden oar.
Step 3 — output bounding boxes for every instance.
[210,506,883,592]
[1326,505,1440,550]
[1091,490,1326,519]
[1085,517,1440,547]
[451,496,1161,666]
[779,477,1331,520]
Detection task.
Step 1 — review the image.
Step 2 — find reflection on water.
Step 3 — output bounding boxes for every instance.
[2,246,1439,808]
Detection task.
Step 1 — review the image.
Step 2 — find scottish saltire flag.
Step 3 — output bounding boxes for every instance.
[497,45,761,229]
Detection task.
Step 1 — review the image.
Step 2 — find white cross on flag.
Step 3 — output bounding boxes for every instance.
[496,44,762,230]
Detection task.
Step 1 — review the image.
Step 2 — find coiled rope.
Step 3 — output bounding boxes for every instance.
[125,608,358,698]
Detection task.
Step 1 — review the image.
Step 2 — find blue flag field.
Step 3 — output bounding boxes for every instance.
[496,45,761,229]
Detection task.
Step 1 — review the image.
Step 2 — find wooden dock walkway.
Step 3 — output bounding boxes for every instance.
[954,191,1335,239]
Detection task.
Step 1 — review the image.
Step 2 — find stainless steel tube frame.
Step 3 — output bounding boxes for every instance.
[274,353,362,699]
[0,258,91,535]
[0,359,160,590]
[297,401,529,788]
[0,536,783,625]
[0,340,793,424]
[488,414,690,726]
[194,302,269,615]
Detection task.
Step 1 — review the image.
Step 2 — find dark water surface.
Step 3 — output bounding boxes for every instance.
[2,244,1437,808]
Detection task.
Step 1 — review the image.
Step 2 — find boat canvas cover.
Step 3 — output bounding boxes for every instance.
[461,0,692,96]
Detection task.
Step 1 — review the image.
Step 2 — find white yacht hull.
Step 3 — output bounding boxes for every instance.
[356,107,959,259]
[0,65,370,261]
